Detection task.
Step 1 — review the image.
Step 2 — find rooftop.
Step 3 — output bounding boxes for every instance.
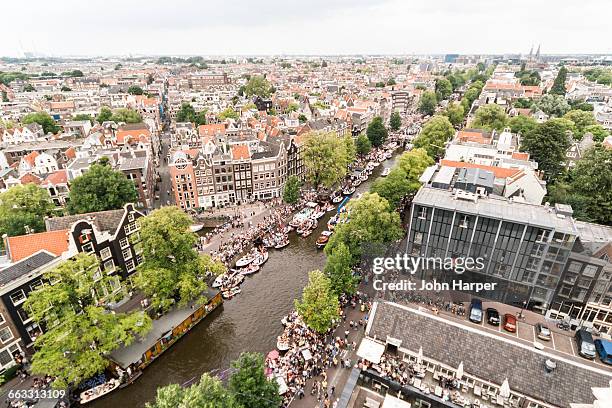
[0,251,57,287]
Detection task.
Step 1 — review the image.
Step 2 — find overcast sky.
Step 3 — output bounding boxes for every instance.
[2,0,610,57]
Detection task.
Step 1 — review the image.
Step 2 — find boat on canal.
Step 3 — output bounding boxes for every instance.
[274,239,289,249]
[222,287,242,299]
[80,378,121,405]
[316,231,333,249]
[252,250,269,267]
[381,167,391,177]
[235,254,254,268]
[239,263,260,276]
[342,186,356,195]
[276,335,290,351]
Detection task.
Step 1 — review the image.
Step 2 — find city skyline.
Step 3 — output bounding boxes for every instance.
[2,0,611,57]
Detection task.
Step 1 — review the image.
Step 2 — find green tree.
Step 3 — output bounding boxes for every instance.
[127,85,144,95]
[23,83,35,92]
[442,102,464,127]
[282,175,301,204]
[508,115,538,135]
[134,207,226,312]
[563,110,596,139]
[0,184,54,240]
[418,91,437,116]
[513,98,534,109]
[534,94,570,117]
[229,352,281,408]
[371,148,434,208]
[218,107,239,121]
[325,192,403,262]
[96,106,113,123]
[294,271,339,333]
[61,85,72,92]
[111,108,143,123]
[521,119,571,182]
[413,115,455,158]
[302,131,349,189]
[24,254,152,389]
[72,113,93,124]
[176,103,197,123]
[287,102,299,112]
[343,134,356,165]
[244,76,273,99]
[550,66,568,95]
[564,146,612,225]
[298,114,307,123]
[389,111,402,131]
[324,242,357,296]
[584,125,609,142]
[355,133,372,156]
[471,104,508,131]
[366,116,388,147]
[146,373,240,408]
[435,78,453,101]
[22,111,60,134]
[67,162,138,214]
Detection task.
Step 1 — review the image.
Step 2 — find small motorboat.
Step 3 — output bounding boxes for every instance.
[277,335,290,351]
[240,263,260,275]
[316,231,333,249]
[80,379,121,404]
[189,224,204,233]
[212,274,226,288]
[252,251,269,266]
[301,228,313,238]
[332,195,343,204]
[359,173,368,181]
[275,239,289,249]
[235,254,254,268]
[222,287,242,299]
[381,168,391,177]
[352,179,362,187]
[342,186,356,195]
[373,161,381,167]
[312,210,325,220]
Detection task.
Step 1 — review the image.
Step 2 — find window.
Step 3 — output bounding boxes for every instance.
[583,265,598,278]
[82,242,94,253]
[10,290,26,306]
[0,350,12,367]
[0,327,13,343]
[26,324,41,342]
[119,237,129,249]
[100,247,112,260]
[29,279,43,292]
[125,259,136,273]
[128,212,135,222]
[459,215,469,228]
[0,314,4,324]
[122,248,132,261]
[103,259,115,273]
[418,207,427,220]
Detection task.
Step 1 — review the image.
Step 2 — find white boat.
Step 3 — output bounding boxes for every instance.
[381,168,391,177]
[342,186,356,195]
[240,264,260,275]
[235,255,254,268]
[189,224,204,233]
[277,336,290,351]
[80,379,121,404]
[252,251,269,266]
[332,195,343,204]
[352,179,362,187]
[274,240,289,249]
[316,231,333,249]
[312,210,325,219]
[212,274,225,288]
[222,287,241,299]
[373,161,381,167]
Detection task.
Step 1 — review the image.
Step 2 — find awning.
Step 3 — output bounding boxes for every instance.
[302,348,313,361]
[382,395,412,408]
[357,337,385,364]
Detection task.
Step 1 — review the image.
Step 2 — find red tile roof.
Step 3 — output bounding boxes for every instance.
[42,169,68,186]
[231,144,250,160]
[5,230,70,262]
[440,160,521,179]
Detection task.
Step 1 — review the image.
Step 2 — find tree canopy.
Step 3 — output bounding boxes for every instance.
[134,207,226,312]
[471,104,508,132]
[0,184,54,240]
[370,148,434,208]
[302,131,349,189]
[294,271,339,334]
[366,116,388,147]
[442,102,464,128]
[22,111,60,134]
[218,107,239,121]
[435,78,453,101]
[325,192,403,263]
[146,373,240,408]
[176,103,207,125]
[127,85,144,95]
[324,242,357,296]
[508,115,538,135]
[550,66,568,95]
[413,115,455,158]
[418,91,437,116]
[282,175,301,204]
[521,118,571,182]
[244,76,274,99]
[389,111,402,131]
[355,133,372,156]
[563,110,596,139]
[67,161,138,214]
[25,254,152,389]
[229,352,281,408]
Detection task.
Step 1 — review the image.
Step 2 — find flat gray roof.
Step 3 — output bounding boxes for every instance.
[369,302,612,408]
[413,187,577,234]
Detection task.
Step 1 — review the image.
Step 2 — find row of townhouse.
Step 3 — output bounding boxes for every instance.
[0,204,144,373]
[168,133,301,210]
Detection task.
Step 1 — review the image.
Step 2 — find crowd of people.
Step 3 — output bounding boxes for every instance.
[266,293,372,408]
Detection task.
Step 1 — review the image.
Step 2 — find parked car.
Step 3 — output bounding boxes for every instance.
[594,339,612,365]
[536,324,551,341]
[575,329,596,360]
[486,308,500,326]
[503,314,517,333]
[469,298,483,323]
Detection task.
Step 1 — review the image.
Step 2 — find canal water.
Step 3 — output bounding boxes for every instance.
[93,154,398,408]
